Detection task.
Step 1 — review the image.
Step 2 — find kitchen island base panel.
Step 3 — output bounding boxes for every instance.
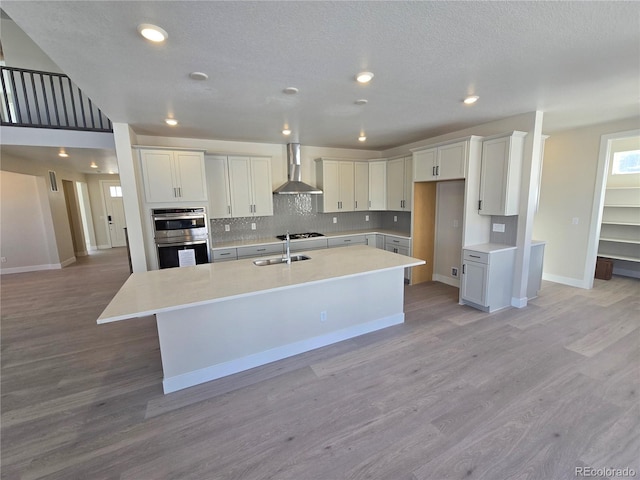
[156,268,404,393]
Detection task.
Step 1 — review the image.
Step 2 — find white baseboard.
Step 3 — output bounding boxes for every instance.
[432,274,460,288]
[97,244,112,250]
[511,296,528,308]
[60,256,76,267]
[1,263,60,274]
[162,313,404,394]
[542,272,589,289]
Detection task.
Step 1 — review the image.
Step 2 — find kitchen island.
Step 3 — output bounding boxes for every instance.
[98,245,424,393]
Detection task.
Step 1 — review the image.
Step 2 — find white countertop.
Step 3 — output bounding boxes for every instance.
[98,245,424,324]
[464,243,518,253]
[211,229,410,250]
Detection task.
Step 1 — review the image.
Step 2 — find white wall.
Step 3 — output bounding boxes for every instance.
[0,17,63,72]
[0,171,60,273]
[533,117,639,286]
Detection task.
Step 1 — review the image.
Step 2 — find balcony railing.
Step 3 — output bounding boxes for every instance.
[0,66,112,132]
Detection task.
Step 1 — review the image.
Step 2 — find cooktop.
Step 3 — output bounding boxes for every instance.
[276,232,325,240]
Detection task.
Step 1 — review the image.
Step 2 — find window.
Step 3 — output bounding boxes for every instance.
[612,150,640,175]
[109,185,123,197]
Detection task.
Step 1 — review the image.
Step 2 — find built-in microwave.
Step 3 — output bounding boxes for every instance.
[152,208,210,268]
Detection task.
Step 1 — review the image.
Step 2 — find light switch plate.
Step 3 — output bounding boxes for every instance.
[492,223,506,233]
[365,215,369,222]
[394,216,398,222]
[251,223,256,230]
[333,217,337,224]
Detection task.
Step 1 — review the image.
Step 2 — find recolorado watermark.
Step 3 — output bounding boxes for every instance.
[575,466,636,477]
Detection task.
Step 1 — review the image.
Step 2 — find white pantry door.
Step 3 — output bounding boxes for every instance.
[101,181,127,247]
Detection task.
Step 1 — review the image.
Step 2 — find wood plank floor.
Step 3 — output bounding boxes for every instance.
[1,248,638,480]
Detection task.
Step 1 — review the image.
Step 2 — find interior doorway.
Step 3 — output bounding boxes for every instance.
[588,129,640,287]
[62,179,86,256]
[101,180,127,248]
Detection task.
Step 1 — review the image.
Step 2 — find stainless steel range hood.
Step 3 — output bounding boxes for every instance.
[273,143,322,194]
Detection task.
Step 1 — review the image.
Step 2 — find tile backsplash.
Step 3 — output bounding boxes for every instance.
[210,194,411,244]
[489,215,518,245]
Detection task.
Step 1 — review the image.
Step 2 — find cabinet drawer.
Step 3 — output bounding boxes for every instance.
[212,248,238,262]
[463,250,489,264]
[384,236,411,249]
[290,238,328,252]
[328,235,367,248]
[237,243,283,258]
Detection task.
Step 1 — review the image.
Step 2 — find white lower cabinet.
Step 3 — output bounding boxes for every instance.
[384,235,412,281]
[461,247,516,312]
[236,243,283,259]
[366,234,384,249]
[212,248,238,262]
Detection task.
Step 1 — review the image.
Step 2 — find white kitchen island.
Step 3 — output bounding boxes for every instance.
[98,245,424,393]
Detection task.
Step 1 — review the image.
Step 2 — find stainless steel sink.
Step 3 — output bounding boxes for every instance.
[253,255,311,266]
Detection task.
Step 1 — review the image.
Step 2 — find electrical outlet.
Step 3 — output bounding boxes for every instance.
[333,217,337,224]
[394,216,398,222]
[572,217,579,225]
[320,311,327,322]
[224,225,230,232]
[365,215,369,222]
[251,223,256,230]
[1,257,6,263]
[451,267,458,277]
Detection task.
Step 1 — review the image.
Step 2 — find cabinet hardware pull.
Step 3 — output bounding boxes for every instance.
[478,200,482,210]
[257,248,266,251]
[470,255,480,258]
[436,165,439,176]
[462,264,466,274]
[228,206,231,214]
[220,252,230,256]
[432,166,436,176]
[355,201,357,208]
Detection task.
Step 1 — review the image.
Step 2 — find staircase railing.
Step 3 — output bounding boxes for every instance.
[0,66,112,132]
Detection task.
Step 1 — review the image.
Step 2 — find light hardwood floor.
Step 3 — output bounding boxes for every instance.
[1,248,638,480]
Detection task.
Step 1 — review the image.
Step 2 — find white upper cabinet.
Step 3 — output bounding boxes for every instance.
[228,156,274,217]
[315,159,355,213]
[139,148,207,203]
[413,139,467,182]
[205,155,232,218]
[478,131,527,216]
[387,156,412,211]
[354,161,369,211]
[368,160,387,210]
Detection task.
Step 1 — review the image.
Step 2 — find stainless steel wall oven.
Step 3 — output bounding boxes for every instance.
[152,208,210,269]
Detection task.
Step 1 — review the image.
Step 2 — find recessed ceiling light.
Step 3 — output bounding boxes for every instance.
[58,150,68,158]
[358,135,367,142]
[463,95,479,105]
[355,99,368,105]
[90,162,98,169]
[283,87,299,95]
[137,23,168,43]
[282,128,292,136]
[189,71,209,81]
[165,118,178,126]
[356,72,374,84]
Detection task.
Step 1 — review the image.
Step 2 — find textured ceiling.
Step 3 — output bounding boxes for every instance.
[2,1,639,151]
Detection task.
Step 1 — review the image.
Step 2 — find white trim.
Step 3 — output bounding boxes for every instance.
[162,313,404,394]
[585,129,640,290]
[97,244,112,250]
[60,256,77,267]
[432,273,460,288]
[511,296,528,308]
[1,264,60,274]
[542,272,589,289]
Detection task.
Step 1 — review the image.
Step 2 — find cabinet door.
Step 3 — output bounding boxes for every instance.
[387,157,405,211]
[404,156,413,211]
[461,261,487,306]
[368,161,387,210]
[228,156,253,217]
[354,162,369,211]
[479,136,512,215]
[319,160,340,213]
[438,141,466,181]
[250,157,274,217]
[140,150,177,203]
[413,148,437,181]
[205,155,232,218]
[338,161,355,211]
[174,151,207,201]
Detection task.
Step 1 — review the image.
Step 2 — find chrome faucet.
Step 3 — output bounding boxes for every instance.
[284,231,291,264]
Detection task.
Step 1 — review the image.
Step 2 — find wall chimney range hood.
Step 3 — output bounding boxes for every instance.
[273,143,322,194]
